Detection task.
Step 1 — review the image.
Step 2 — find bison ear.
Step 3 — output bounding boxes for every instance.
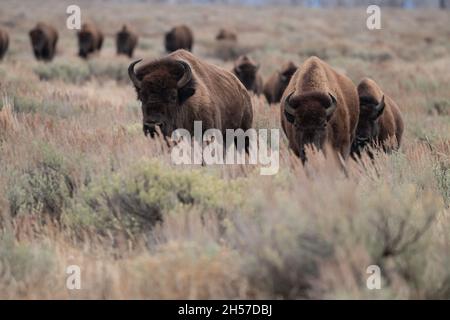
[178,86,195,105]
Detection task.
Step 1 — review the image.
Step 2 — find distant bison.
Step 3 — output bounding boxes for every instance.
[164,25,194,53]
[128,49,252,139]
[216,28,237,42]
[78,23,103,59]
[232,55,263,95]
[281,56,359,162]
[351,78,404,157]
[116,24,138,58]
[0,28,8,61]
[29,23,58,61]
[264,61,298,104]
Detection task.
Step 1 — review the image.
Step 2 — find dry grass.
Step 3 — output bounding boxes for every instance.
[0,1,450,299]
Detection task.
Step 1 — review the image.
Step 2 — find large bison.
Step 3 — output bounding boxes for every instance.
[29,23,58,61]
[263,61,298,104]
[0,28,8,61]
[351,78,404,157]
[116,24,138,58]
[281,56,359,162]
[128,49,253,139]
[232,55,264,95]
[216,28,237,42]
[164,25,194,53]
[77,23,103,59]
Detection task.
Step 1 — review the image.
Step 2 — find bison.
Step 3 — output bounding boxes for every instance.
[128,49,253,139]
[77,22,103,59]
[164,25,194,53]
[216,28,237,42]
[263,61,298,104]
[351,78,404,157]
[0,28,8,61]
[29,23,58,61]
[281,56,359,162]
[232,55,264,95]
[116,24,138,58]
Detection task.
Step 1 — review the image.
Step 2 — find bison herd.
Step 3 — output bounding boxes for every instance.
[0,22,404,162]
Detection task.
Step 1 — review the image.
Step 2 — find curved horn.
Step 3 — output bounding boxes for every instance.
[326,93,338,118]
[373,95,386,118]
[284,91,295,123]
[128,59,142,89]
[177,60,192,89]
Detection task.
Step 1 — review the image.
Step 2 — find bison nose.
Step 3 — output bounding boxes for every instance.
[143,122,163,138]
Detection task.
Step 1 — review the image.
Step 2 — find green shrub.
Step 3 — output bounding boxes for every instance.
[8,144,74,219]
[428,99,450,116]
[66,160,240,236]
[34,62,90,84]
[87,60,129,83]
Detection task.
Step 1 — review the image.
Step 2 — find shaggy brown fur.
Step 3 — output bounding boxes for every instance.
[129,49,253,139]
[0,28,8,61]
[281,56,359,162]
[263,61,298,104]
[351,78,404,156]
[77,23,103,59]
[232,55,264,95]
[216,29,237,42]
[165,25,194,53]
[29,23,58,61]
[116,25,138,58]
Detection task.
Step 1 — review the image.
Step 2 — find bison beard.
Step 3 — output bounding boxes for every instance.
[128,49,253,145]
[281,56,359,163]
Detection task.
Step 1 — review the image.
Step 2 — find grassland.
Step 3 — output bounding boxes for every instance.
[0,0,449,299]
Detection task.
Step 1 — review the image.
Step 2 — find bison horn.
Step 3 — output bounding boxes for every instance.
[284,92,297,123]
[372,95,386,119]
[128,59,142,89]
[326,93,338,118]
[177,60,192,88]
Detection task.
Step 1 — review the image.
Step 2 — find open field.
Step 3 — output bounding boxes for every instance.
[0,0,450,299]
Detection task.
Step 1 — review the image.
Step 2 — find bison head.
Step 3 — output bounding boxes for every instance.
[351,95,385,156]
[78,31,93,58]
[279,61,298,85]
[117,32,131,52]
[129,59,196,138]
[164,31,176,52]
[233,55,259,89]
[29,28,46,52]
[284,91,337,161]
